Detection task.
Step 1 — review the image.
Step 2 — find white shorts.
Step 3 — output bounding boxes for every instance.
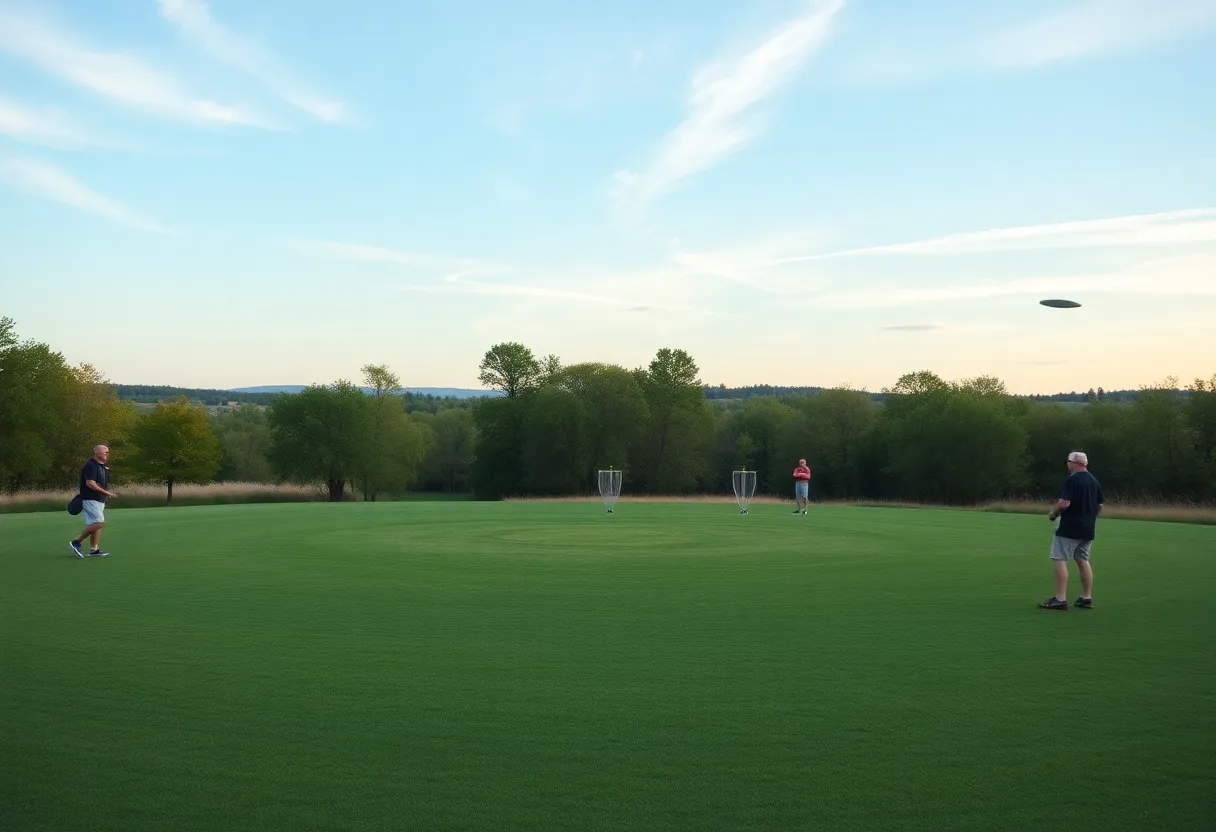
[1051,536,1091,562]
[82,500,106,525]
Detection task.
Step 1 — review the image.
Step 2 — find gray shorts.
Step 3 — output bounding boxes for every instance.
[82,500,106,525]
[1051,536,1091,562]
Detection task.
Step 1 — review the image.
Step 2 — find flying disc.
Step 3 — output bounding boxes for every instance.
[1039,299,1081,308]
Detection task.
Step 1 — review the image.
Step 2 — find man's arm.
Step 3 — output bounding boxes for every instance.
[1048,498,1070,521]
[85,479,117,498]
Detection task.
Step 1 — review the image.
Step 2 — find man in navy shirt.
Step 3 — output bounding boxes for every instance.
[1039,451,1103,610]
[70,444,117,558]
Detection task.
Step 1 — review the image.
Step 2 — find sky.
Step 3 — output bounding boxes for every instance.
[1,0,1214,394]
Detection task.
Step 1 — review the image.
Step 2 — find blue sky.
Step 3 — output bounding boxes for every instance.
[1,0,1214,393]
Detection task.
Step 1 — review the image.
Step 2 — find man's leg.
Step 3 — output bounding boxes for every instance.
[73,522,101,545]
[1077,545,1093,600]
[1053,560,1069,600]
[90,525,103,551]
[1040,537,1074,607]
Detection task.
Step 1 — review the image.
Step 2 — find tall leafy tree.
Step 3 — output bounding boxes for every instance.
[550,363,648,488]
[362,364,402,397]
[0,317,69,490]
[478,343,540,397]
[523,385,590,494]
[413,408,477,492]
[357,364,425,501]
[471,396,528,499]
[125,396,222,504]
[269,382,370,501]
[636,348,712,493]
[212,406,274,482]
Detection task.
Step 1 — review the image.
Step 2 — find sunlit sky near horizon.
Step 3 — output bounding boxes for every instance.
[2,0,1214,394]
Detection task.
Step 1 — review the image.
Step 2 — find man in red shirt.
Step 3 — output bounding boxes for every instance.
[792,458,811,515]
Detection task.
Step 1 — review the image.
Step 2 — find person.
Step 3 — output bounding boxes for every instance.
[70,445,116,558]
[792,458,812,515]
[1039,451,1103,610]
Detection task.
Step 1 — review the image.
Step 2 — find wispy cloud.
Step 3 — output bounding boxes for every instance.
[156,0,348,124]
[983,0,1216,69]
[613,0,843,209]
[796,253,1216,309]
[403,272,735,317]
[296,237,732,315]
[767,208,1216,265]
[0,95,115,149]
[0,156,169,232]
[881,324,948,332]
[841,1,1216,86]
[292,240,498,274]
[0,5,268,127]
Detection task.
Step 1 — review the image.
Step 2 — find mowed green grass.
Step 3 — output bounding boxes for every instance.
[2,501,1213,831]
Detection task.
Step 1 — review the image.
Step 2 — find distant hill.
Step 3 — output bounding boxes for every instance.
[228,385,499,399]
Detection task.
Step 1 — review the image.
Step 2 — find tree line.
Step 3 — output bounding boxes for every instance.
[3,318,1213,505]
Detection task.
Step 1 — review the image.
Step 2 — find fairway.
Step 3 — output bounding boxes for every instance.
[2,501,1213,831]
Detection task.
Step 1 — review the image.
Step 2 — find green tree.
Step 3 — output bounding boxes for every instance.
[712,397,795,495]
[882,379,1027,503]
[361,364,402,397]
[1186,375,1216,499]
[523,385,590,494]
[125,397,222,504]
[539,353,564,384]
[413,408,477,492]
[268,382,370,501]
[478,343,541,397]
[1020,402,1088,496]
[0,317,70,490]
[778,388,876,499]
[550,363,648,488]
[471,396,527,499]
[212,406,273,482]
[636,348,712,492]
[1125,379,1194,498]
[356,364,426,501]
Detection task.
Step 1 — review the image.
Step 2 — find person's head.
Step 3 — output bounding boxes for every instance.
[93,444,110,463]
[1066,451,1088,472]
[798,458,807,466]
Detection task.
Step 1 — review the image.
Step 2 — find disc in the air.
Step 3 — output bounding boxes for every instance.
[1039,299,1081,308]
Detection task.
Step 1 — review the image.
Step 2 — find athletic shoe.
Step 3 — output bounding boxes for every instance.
[1074,597,1094,609]
[88,549,109,558]
[1038,597,1068,610]
[69,540,83,558]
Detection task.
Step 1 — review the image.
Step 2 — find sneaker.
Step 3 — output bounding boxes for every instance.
[69,540,83,558]
[88,549,109,558]
[1038,597,1068,610]
[1075,597,1093,609]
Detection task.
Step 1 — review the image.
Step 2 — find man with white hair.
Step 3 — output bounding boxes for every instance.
[1039,451,1103,610]
[70,444,116,558]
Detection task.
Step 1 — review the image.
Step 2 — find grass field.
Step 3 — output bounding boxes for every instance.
[2,501,1213,831]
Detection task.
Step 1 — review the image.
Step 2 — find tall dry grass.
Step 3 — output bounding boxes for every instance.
[0,482,323,514]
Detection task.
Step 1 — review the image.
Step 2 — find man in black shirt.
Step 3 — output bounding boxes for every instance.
[1039,451,1103,610]
[70,445,117,558]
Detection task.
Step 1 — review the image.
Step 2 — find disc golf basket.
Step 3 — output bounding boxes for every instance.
[732,469,757,515]
[598,468,622,513]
